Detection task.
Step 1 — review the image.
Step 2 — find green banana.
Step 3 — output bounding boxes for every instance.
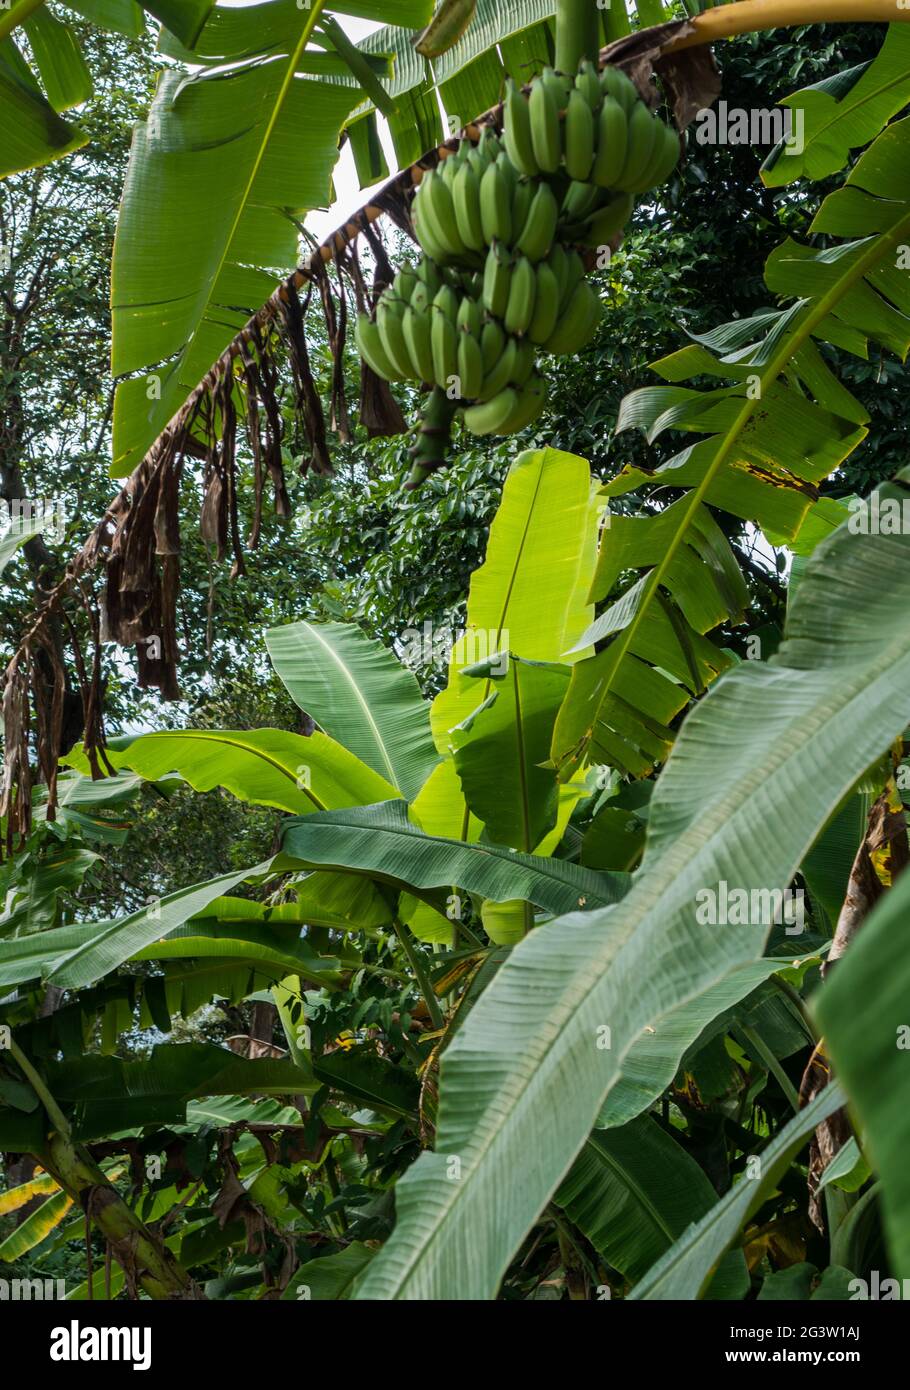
[457,331,484,400]
[600,65,639,114]
[418,168,470,259]
[477,127,501,163]
[527,261,560,345]
[433,284,459,323]
[540,66,571,108]
[562,179,602,223]
[563,248,585,302]
[480,318,506,372]
[376,298,413,378]
[581,191,634,248]
[453,161,485,252]
[615,101,660,192]
[463,386,520,436]
[456,295,483,339]
[512,337,536,386]
[547,243,569,305]
[479,158,512,244]
[564,88,595,182]
[355,314,404,382]
[575,61,602,112]
[511,177,534,244]
[411,280,431,315]
[483,242,513,319]
[439,152,460,188]
[634,118,681,192]
[416,257,443,296]
[431,305,459,388]
[543,279,603,355]
[403,305,434,383]
[393,268,419,304]
[504,254,537,336]
[503,79,539,177]
[499,373,546,432]
[592,97,628,189]
[414,205,451,266]
[477,337,519,400]
[516,180,558,262]
[529,77,561,175]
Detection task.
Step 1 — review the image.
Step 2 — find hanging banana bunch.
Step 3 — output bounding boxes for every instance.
[354,60,682,482]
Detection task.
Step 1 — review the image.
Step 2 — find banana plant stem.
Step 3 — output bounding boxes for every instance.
[666,0,908,52]
[7,1035,71,1137]
[555,0,601,75]
[393,918,446,1031]
[0,0,46,43]
[41,1132,199,1300]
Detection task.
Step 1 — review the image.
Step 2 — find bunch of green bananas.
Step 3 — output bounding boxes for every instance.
[413,128,562,269]
[354,59,681,452]
[354,256,554,437]
[504,61,680,245]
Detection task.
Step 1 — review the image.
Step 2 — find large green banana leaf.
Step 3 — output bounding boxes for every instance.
[109,0,392,473]
[431,447,600,754]
[452,656,568,851]
[279,799,626,915]
[265,620,439,800]
[65,727,398,814]
[0,2,216,178]
[555,1115,748,1298]
[553,114,910,780]
[353,481,910,1300]
[630,1083,846,1300]
[817,854,910,1282]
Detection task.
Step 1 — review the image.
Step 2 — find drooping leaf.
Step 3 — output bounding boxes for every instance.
[0,1191,74,1262]
[554,115,910,780]
[43,860,277,991]
[762,24,910,188]
[110,6,361,473]
[65,728,398,815]
[0,43,87,177]
[279,799,626,917]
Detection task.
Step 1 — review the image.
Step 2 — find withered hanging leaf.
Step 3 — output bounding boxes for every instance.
[277,281,332,477]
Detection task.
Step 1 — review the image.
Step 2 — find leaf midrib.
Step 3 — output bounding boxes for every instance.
[299,623,399,788]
